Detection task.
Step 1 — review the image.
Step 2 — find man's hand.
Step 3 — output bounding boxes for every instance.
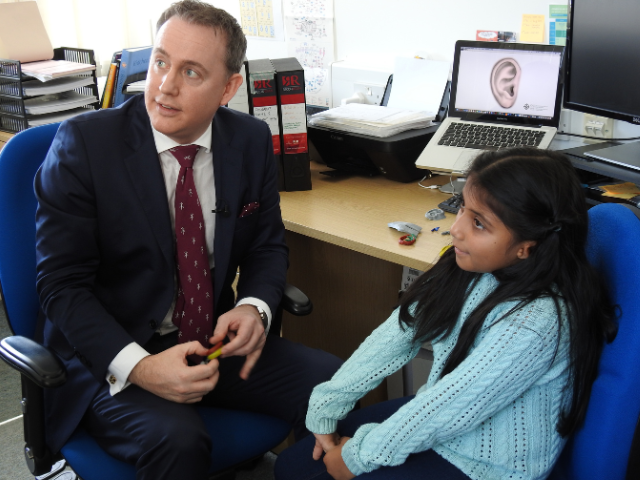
[208,304,266,380]
[313,433,340,461]
[323,436,355,480]
[129,341,218,403]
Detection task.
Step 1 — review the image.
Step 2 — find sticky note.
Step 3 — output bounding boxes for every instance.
[520,14,545,43]
[600,182,640,199]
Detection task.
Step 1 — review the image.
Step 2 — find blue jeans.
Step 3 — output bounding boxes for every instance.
[274,396,471,480]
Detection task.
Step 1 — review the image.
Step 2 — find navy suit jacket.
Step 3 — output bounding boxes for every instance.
[34,95,288,453]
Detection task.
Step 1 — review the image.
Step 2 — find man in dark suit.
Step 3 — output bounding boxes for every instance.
[34,2,341,478]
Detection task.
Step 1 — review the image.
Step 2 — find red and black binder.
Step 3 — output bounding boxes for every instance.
[272,57,312,192]
[247,59,284,190]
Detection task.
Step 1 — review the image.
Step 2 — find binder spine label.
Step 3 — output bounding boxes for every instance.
[253,105,281,155]
[250,73,281,155]
[278,75,308,155]
[281,103,308,154]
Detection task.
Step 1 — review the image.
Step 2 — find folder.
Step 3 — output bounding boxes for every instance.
[272,57,311,192]
[113,46,151,107]
[247,59,284,190]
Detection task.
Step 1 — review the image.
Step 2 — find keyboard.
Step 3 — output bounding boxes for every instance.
[438,123,545,150]
[438,194,463,214]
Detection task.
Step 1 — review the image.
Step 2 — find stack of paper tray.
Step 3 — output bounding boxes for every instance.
[0,47,100,133]
[308,103,435,138]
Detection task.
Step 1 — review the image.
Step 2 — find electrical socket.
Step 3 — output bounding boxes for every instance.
[583,114,614,138]
[353,82,386,105]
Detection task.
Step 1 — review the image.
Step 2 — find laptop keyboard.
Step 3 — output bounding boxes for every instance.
[438,122,545,150]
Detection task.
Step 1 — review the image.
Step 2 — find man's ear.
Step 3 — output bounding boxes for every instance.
[220,73,244,106]
[490,58,521,109]
[516,240,537,260]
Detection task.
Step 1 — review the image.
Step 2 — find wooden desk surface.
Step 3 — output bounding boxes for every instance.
[280,162,456,272]
[0,131,13,153]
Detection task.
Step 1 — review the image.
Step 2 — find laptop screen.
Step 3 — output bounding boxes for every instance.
[449,41,564,127]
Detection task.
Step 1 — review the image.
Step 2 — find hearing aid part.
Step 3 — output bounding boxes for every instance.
[425,208,446,221]
[388,222,422,236]
[399,234,417,245]
[205,341,224,362]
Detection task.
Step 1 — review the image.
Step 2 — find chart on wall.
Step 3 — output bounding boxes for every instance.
[283,0,335,108]
[239,0,285,41]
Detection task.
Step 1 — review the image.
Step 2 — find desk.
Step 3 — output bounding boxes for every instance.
[279,161,455,405]
[0,131,12,152]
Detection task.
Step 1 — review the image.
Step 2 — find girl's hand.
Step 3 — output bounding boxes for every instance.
[323,436,355,480]
[312,432,340,460]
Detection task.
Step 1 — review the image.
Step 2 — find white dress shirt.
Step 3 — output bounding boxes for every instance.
[105,124,271,395]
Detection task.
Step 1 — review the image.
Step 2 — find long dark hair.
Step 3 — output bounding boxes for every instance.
[399,148,616,437]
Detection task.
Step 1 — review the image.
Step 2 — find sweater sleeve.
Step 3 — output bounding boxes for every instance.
[306,308,422,434]
[341,298,562,476]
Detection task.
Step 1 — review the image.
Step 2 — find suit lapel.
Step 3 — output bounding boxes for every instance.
[212,109,243,303]
[122,97,174,267]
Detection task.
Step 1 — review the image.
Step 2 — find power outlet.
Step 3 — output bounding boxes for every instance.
[353,82,386,105]
[583,114,614,138]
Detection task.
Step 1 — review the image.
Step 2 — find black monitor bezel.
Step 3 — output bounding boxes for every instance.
[563,0,640,126]
[449,40,565,127]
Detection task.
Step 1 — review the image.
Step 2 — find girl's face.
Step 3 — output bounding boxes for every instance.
[449,181,535,273]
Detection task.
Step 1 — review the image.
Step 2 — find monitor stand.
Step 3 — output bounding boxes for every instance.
[584,141,640,172]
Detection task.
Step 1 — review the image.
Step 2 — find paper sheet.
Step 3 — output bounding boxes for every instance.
[21,60,96,82]
[309,104,434,138]
[0,2,53,62]
[387,57,450,115]
[28,107,89,127]
[21,75,94,97]
[239,0,284,40]
[549,5,568,46]
[23,91,97,115]
[600,182,640,200]
[284,0,335,108]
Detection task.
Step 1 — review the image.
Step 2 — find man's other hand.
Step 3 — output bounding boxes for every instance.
[128,341,218,403]
[209,304,266,380]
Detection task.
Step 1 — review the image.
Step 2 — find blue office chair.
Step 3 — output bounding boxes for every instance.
[549,203,640,480]
[0,123,311,480]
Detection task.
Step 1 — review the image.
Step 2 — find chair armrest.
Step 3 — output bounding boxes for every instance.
[281,283,313,316]
[627,413,640,480]
[0,336,66,388]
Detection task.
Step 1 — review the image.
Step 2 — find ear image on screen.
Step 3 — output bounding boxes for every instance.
[490,58,521,108]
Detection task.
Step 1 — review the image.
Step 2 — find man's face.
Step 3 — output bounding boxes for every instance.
[145,17,242,144]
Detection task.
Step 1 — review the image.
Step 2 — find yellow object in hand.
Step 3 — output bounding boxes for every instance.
[205,341,224,361]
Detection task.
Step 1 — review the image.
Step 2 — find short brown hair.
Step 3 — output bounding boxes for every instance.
[157,0,247,75]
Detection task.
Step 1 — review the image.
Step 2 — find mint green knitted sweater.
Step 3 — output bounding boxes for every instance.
[306,274,570,479]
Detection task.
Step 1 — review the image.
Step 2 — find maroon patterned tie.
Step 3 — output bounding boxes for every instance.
[170,145,214,352]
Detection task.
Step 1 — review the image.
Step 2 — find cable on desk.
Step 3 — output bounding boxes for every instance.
[557,131,640,142]
[418,170,441,189]
[418,176,440,189]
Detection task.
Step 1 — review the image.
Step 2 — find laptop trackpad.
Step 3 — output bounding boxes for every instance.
[452,150,478,173]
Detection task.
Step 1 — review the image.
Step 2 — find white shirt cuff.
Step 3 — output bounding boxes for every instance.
[106,342,150,396]
[236,297,272,334]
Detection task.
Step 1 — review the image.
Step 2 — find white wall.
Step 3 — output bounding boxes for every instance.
[235,0,562,63]
[333,0,556,63]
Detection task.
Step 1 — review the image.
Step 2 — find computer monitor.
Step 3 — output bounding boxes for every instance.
[563,0,640,171]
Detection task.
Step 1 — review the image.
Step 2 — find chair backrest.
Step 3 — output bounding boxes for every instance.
[558,203,640,479]
[0,123,60,339]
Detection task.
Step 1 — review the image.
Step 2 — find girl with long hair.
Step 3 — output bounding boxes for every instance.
[275,148,616,480]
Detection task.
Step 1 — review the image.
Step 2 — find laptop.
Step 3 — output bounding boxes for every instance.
[415,40,564,175]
